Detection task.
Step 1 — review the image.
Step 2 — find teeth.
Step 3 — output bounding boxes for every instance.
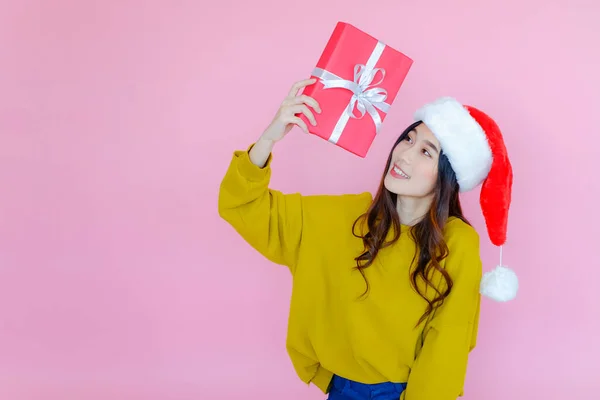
[393,166,409,178]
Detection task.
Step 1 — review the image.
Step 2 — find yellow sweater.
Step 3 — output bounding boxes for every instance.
[218,146,482,400]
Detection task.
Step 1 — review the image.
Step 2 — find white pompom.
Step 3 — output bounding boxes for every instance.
[479,265,518,302]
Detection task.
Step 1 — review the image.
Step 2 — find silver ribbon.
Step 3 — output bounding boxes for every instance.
[312,41,390,144]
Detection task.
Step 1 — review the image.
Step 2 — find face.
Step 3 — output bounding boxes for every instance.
[383,123,441,198]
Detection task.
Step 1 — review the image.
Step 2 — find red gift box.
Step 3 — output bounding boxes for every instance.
[299,22,413,158]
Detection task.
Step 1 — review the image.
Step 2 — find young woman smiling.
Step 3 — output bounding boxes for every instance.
[218,78,516,400]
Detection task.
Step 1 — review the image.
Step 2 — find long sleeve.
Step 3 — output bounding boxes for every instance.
[400,223,483,400]
[217,145,304,273]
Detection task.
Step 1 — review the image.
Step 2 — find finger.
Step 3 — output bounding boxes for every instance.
[299,95,321,113]
[286,116,310,134]
[287,78,317,97]
[285,95,321,113]
[289,104,317,126]
[282,96,321,114]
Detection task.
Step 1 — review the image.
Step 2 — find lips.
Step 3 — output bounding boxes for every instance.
[390,163,410,179]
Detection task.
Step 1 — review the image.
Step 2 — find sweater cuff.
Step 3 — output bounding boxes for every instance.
[233,143,273,182]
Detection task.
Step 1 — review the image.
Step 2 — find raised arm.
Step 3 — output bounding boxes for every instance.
[218,79,321,273]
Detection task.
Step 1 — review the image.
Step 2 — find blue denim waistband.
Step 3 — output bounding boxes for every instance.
[328,374,407,400]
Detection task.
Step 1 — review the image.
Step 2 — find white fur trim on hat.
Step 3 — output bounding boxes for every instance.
[414,97,493,192]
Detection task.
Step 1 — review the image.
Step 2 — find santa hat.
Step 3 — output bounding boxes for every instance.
[414,97,517,302]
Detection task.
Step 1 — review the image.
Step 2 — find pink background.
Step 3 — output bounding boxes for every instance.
[1,0,599,399]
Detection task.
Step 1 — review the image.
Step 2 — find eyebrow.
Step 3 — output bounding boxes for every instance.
[423,140,440,155]
[408,129,440,154]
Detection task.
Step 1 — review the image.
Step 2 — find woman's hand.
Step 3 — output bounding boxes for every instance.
[250,78,321,167]
[261,78,321,141]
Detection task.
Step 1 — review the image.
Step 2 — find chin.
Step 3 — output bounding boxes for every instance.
[383,176,406,196]
[385,183,430,200]
[383,176,396,193]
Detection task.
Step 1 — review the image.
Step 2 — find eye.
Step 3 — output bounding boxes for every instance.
[422,148,432,158]
[404,135,413,143]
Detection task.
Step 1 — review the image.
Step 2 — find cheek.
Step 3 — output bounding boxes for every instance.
[420,161,438,186]
[391,144,404,159]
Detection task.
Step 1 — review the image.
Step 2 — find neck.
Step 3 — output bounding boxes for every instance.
[396,194,434,226]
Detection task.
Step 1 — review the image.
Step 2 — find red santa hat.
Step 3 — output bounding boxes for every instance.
[414,97,517,302]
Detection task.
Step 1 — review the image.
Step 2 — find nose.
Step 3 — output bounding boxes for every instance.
[400,154,410,166]
[400,148,414,165]
[401,142,423,164]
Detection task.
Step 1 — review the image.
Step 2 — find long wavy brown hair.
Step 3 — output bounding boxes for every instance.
[351,121,469,327]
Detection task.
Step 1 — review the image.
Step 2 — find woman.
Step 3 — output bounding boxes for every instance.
[218,78,515,400]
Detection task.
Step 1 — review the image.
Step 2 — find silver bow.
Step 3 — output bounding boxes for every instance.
[311,38,392,144]
[310,40,392,145]
[315,63,390,123]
